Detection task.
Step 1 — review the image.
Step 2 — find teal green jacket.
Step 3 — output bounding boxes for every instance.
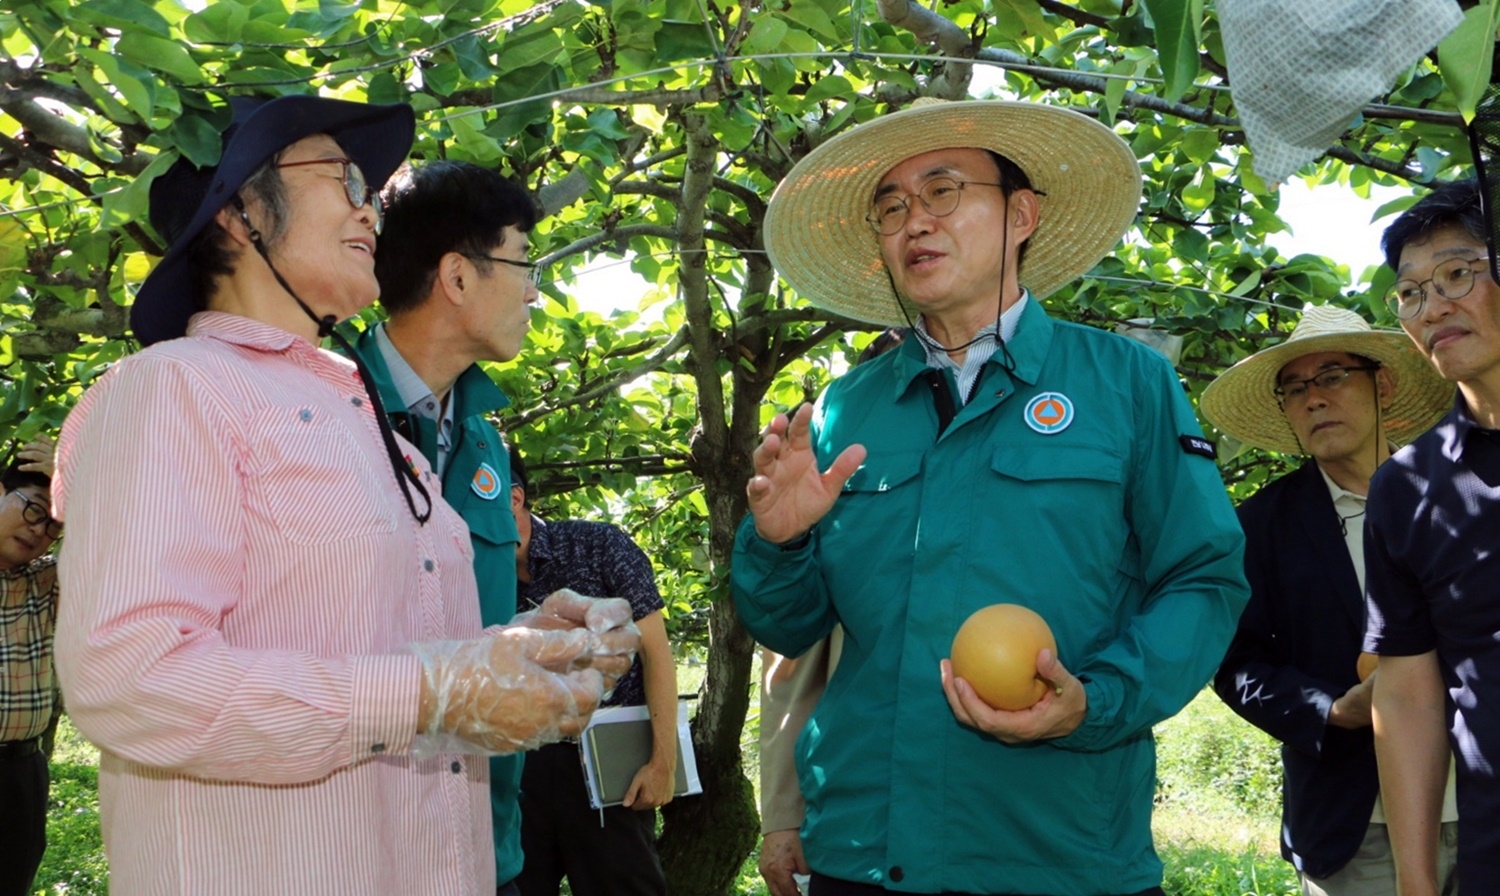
[351,326,525,884]
[732,301,1248,895]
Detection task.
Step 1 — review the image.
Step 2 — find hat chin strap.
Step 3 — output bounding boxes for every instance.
[234,198,432,525]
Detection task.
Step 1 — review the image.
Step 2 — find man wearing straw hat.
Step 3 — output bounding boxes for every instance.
[1363,178,1500,895]
[1201,303,1455,896]
[731,98,1248,896]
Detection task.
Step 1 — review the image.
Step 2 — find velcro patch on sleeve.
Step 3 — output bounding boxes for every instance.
[1179,435,1217,460]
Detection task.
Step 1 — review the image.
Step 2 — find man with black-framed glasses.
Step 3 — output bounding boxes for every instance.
[1,437,60,896]
[1201,304,1454,896]
[352,159,550,896]
[1365,178,1500,896]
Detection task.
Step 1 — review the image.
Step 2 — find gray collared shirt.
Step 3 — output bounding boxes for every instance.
[370,323,455,476]
[916,292,1028,405]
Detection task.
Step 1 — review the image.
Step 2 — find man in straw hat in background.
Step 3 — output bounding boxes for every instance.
[1363,178,1500,896]
[52,93,637,895]
[1202,303,1456,896]
[731,97,1249,895]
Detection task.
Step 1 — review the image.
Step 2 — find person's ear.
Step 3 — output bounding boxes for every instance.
[1377,366,1397,410]
[1008,189,1040,244]
[510,484,525,515]
[437,252,468,306]
[213,204,256,248]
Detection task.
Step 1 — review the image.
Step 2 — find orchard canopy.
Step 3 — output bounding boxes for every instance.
[1,1,1493,892]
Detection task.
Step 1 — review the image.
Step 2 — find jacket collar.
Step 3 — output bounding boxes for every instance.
[353,322,511,422]
[890,297,1056,401]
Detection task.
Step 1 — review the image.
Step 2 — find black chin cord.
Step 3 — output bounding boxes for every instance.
[238,203,432,524]
[885,205,1018,376]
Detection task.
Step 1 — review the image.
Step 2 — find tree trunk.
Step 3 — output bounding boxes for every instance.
[658,597,760,895]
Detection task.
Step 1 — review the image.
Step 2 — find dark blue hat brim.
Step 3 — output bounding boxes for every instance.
[132,96,416,346]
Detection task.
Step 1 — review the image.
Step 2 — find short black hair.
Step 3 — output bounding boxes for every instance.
[508,442,529,504]
[1381,178,1486,271]
[375,160,541,314]
[1,455,50,493]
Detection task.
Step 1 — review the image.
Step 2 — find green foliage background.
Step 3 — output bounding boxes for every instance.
[5,0,1494,889]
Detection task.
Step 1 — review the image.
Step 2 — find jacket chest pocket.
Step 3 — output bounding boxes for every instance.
[985,442,1127,558]
[245,416,399,545]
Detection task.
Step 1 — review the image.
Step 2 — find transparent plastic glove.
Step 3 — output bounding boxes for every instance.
[412,625,624,756]
[511,589,640,696]
[512,588,634,634]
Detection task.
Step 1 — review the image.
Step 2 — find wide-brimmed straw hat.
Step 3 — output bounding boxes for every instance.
[133,94,415,346]
[762,98,1141,327]
[1201,303,1452,454]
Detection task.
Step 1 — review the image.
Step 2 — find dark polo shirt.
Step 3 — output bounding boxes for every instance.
[1365,393,1500,893]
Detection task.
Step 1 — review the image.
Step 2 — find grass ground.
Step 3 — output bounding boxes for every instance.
[36,689,1296,896]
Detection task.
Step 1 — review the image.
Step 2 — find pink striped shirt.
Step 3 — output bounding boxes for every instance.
[54,312,493,896]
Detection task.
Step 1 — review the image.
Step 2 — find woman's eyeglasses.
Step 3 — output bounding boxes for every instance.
[275,157,384,234]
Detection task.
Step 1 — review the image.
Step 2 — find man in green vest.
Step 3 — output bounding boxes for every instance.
[354,159,541,894]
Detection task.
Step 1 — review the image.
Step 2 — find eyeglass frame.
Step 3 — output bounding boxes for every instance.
[4,489,62,539]
[461,253,543,286]
[273,157,384,235]
[1273,364,1381,409]
[865,178,1010,235]
[1385,255,1492,320]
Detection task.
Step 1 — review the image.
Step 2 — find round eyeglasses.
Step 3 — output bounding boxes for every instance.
[275,157,384,234]
[462,253,543,286]
[866,178,1007,235]
[6,490,62,539]
[1273,365,1380,409]
[1385,256,1492,320]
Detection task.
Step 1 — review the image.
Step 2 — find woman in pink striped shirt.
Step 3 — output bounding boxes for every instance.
[52,94,637,896]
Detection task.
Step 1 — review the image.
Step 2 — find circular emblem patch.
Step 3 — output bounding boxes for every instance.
[471,462,502,500]
[1023,392,1074,435]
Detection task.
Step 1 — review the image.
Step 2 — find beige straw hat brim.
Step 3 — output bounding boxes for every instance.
[1200,304,1453,455]
[763,99,1142,328]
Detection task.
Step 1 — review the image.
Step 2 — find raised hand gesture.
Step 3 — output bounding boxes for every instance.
[746,404,866,545]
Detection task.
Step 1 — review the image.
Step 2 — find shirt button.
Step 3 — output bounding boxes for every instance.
[298,408,312,422]
[888,866,904,883]
[477,441,486,449]
[350,396,363,407]
[450,760,462,774]
[371,743,385,754]
[423,559,434,572]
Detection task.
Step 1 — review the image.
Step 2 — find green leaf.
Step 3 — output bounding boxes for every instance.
[117,33,207,86]
[585,107,633,141]
[1437,1,1500,122]
[367,71,404,106]
[100,150,176,230]
[993,0,1053,39]
[653,21,717,63]
[1141,0,1201,103]
[449,113,503,164]
[804,74,854,105]
[74,0,170,36]
[782,0,840,44]
[451,34,495,81]
[747,16,788,54]
[183,2,249,44]
[75,48,154,123]
[165,113,223,168]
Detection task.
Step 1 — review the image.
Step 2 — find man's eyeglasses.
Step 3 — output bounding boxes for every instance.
[1385,256,1492,320]
[462,253,543,286]
[1273,365,1380,408]
[6,490,62,539]
[274,157,384,234]
[866,178,1007,235]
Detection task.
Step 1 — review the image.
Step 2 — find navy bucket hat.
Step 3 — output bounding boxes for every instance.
[133,94,416,347]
